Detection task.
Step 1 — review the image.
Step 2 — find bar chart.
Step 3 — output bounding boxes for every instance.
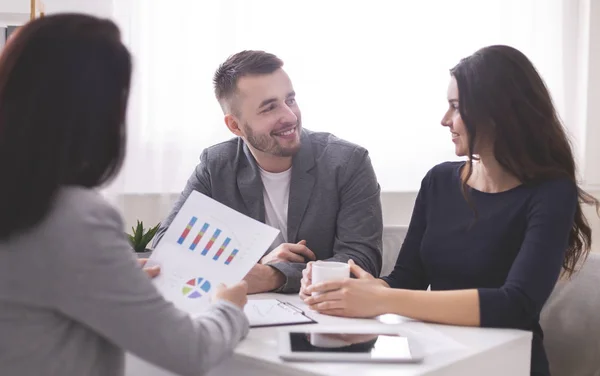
[175,216,241,266]
[148,191,280,314]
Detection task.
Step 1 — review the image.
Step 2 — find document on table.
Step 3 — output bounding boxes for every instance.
[146,191,280,314]
[244,299,317,328]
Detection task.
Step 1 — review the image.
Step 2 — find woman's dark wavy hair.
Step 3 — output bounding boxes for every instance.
[450,45,598,277]
[0,14,131,239]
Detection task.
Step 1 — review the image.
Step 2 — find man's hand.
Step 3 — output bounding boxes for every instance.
[260,240,316,264]
[243,264,286,294]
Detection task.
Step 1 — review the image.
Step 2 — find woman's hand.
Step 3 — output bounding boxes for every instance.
[304,260,389,318]
[299,261,315,301]
[213,281,249,309]
[137,258,160,279]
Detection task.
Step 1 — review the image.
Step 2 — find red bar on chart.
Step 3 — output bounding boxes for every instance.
[201,229,222,256]
[189,223,210,251]
[177,217,197,244]
[213,237,231,260]
[224,249,239,265]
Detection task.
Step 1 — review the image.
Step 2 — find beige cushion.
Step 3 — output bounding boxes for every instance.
[381,225,408,277]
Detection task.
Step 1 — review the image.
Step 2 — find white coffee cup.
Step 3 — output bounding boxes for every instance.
[309,333,349,348]
[311,261,350,296]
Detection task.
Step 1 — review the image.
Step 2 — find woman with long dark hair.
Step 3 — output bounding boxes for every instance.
[301,45,598,376]
[0,14,248,376]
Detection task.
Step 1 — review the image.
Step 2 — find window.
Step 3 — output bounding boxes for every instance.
[113,0,579,193]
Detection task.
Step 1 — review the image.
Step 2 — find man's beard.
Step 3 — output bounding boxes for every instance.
[242,121,302,157]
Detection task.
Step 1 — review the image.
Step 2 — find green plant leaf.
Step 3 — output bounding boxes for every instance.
[124,221,161,252]
[139,222,161,250]
[134,221,143,246]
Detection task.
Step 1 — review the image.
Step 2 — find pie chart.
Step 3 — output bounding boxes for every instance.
[182,277,212,299]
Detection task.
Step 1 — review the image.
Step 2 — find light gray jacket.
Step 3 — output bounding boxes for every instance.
[154,129,383,292]
[0,187,248,376]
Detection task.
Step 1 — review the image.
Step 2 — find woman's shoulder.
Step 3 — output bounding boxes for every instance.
[527,177,578,207]
[54,186,119,218]
[419,161,464,189]
[533,177,577,194]
[429,161,464,176]
[2,186,127,275]
[46,186,123,236]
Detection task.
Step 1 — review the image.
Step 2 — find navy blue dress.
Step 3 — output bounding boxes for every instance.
[381,162,577,376]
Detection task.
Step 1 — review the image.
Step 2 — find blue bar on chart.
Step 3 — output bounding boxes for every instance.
[177,217,197,244]
[213,237,231,261]
[201,229,222,256]
[225,249,239,265]
[189,223,210,251]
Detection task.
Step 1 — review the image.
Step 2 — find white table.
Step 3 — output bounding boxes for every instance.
[126,293,532,376]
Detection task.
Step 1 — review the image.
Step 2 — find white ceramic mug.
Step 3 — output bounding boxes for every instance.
[309,333,349,348]
[311,261,350,296]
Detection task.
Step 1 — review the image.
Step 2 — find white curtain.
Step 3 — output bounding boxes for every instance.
[107,0,578,225]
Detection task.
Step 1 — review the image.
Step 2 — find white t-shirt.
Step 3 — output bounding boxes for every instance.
[259,166,292,250]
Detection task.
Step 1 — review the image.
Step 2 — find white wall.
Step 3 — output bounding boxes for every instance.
[582,0,600,189]
[43,0,112,17]
[93,0,599,255]
[2,0,599,253]
[0,0,112,18]
[106,0,600,256]
[0,0,32,14]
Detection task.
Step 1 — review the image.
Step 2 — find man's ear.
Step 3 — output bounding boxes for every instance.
[224,113,243,137]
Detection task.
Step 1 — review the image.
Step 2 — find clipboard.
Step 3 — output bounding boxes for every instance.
[244,299,317,328]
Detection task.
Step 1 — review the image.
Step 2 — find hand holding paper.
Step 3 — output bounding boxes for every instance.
[137,258,160,279]
[213,281,249,310]
[147,191,280,314]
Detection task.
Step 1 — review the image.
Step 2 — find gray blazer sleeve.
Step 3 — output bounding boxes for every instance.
[270,148,383,292]
[153,149,212,247]
[51,198,248,376]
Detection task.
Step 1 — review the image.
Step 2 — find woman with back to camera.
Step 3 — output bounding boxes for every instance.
[300,45,599,376]
[0,14,249,376]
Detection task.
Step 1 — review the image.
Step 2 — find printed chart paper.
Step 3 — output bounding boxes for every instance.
[148,191,280,314]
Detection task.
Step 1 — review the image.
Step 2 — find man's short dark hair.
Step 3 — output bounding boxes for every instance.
[213,50,283,113]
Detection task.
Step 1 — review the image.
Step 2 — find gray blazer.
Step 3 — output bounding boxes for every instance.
[0,187,248,376]
[155,129,383,293]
